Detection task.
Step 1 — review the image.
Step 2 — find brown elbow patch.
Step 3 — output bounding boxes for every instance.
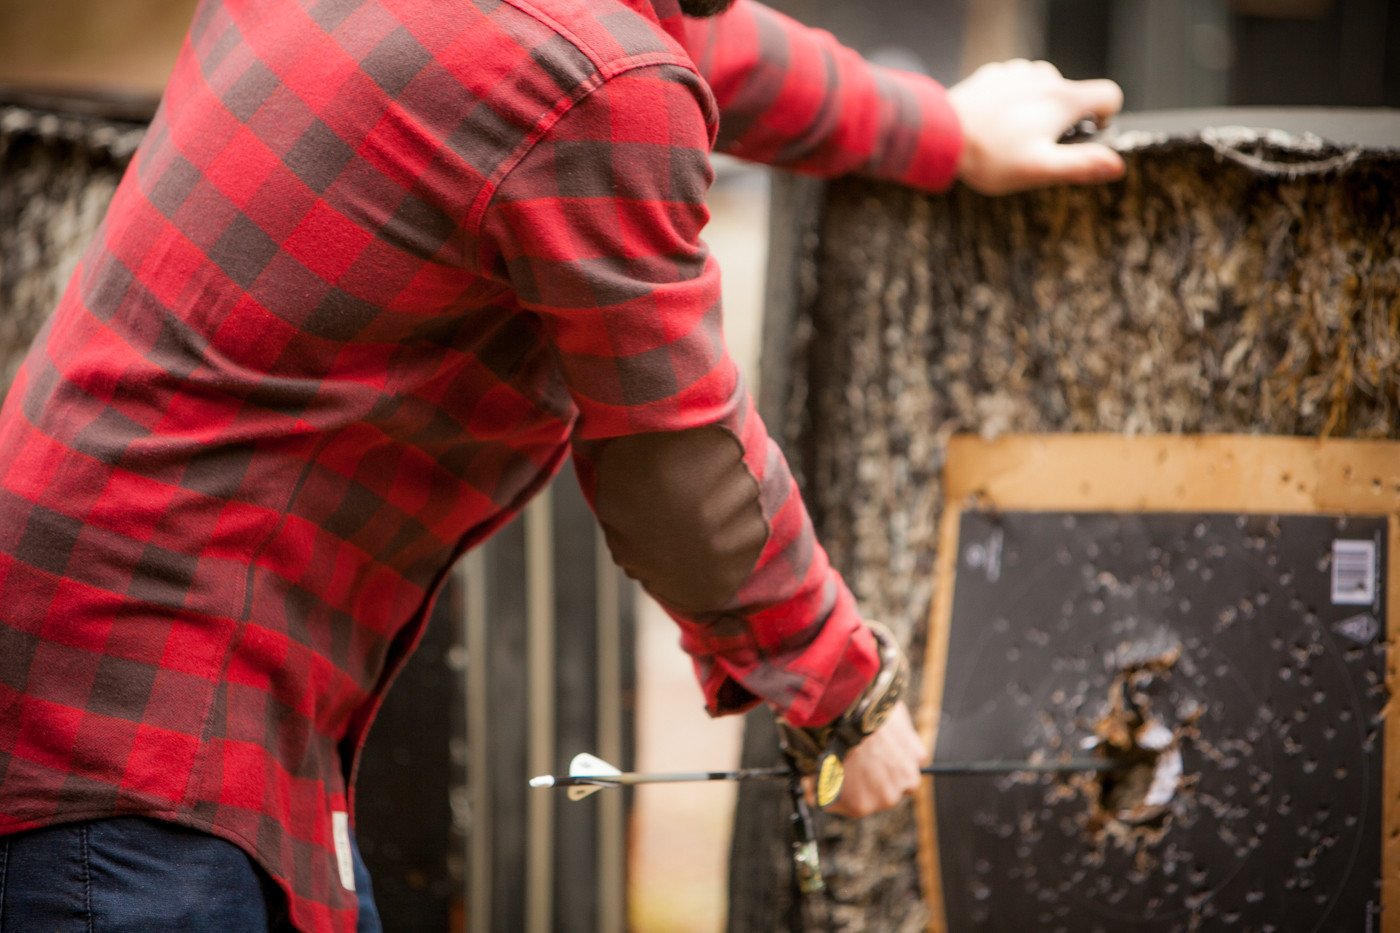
[592,426,768,615]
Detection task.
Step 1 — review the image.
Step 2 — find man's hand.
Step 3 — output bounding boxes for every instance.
[819,701,928,818]
[947,59,1125,195]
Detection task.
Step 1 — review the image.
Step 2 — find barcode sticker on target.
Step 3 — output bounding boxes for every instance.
[1331,539,1376,606]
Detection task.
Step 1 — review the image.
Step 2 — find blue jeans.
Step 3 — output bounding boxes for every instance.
[0,817,382,931]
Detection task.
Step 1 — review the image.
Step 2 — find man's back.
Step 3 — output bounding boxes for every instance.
[0,1,715,929]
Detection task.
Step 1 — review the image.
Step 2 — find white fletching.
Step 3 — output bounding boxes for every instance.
[565,752,623,801]
[569,753,623,778]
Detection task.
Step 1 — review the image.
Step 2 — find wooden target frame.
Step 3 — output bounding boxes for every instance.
[918,433,1400,930]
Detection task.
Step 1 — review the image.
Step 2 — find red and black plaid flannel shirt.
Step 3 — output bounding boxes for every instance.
[0,0,960,927]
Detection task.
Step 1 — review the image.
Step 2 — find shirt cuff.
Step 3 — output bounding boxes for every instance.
[699,587,881,729]
[784,618,880,727]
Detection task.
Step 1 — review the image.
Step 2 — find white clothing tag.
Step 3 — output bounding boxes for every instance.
[332,811,356,892]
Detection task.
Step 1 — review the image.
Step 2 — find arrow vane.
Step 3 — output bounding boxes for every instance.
[529,753,795,801]
[530,752,1117,800]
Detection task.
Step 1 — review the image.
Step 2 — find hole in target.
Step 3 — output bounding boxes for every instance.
[1089,648,1195,835]
[1096,727,1183,825]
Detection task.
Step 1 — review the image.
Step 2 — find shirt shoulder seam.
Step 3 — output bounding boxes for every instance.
[465,51,704,235]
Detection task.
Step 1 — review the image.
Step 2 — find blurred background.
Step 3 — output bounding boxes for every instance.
[1,0,1396,930]
[3,0,1398,104]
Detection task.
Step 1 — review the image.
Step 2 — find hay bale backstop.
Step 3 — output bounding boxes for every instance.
[730,108,1400,932]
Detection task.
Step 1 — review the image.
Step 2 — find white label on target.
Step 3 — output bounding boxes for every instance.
[1331,539,1376,606]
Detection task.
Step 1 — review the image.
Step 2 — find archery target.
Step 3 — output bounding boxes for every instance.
[918,436,1398,932]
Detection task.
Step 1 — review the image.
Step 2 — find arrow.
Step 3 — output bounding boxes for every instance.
[530,752,1117,800]
[529,753,792,801]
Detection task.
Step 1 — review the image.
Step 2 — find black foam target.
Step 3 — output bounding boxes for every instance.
[932,510,1386,931]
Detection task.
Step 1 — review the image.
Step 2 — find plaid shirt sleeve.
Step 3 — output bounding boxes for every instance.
[478,62,878,728]
[671,0,963,190]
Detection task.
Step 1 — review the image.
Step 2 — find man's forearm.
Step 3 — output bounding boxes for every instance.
[675,0,963,190]
[573,389,881,728]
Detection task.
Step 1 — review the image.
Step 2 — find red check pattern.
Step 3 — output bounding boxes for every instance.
[0,0,960,929]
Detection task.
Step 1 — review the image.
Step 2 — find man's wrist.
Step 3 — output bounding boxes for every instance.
[776,620,909,775]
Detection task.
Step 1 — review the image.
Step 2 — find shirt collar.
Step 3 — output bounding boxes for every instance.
[613,0,685,31]
[647,0,683,19]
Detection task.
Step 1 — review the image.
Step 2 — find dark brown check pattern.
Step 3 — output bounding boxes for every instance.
[0,0,960,928]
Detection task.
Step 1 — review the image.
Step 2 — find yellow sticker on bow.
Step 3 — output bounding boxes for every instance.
[816,753,845,808]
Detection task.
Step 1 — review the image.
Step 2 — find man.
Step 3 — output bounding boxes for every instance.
[0,0,1123,927]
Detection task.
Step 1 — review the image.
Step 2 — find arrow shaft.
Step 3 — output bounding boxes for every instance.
[923,758,1114,776]
[535,758,1112,789]
[546,766,790,788]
